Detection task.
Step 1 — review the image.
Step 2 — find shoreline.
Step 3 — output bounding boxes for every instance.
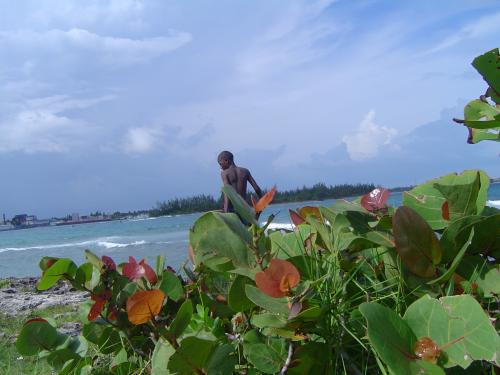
[0,277,87,318]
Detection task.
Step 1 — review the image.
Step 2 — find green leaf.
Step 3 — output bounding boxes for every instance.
[168,337,215,374]
[159,271,184,302]
[434,172,481,220]
[251,313,287,329]
[403,294,499,368]
[169,300,193,339]
[206,344,238,375]
[228,275,255,312]
[243,339,287,374]
[287,342,330,375]
[440,216,482,263]
[189,211,253,270]
[358,303,417,375]
[84,249,103,269]
[221,185,257,226]
[476,265,500,298]
[16,320,58,355]
[472,48,500,100]
[244,285,289,315]
[151,338,175,375]
[74,263,100,290]
[428,229,474,285]
[393,206,442,278]
[403,170,490,229]
[37,258,78,290]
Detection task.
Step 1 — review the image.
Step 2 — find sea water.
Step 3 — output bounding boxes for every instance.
[1,185,499,278]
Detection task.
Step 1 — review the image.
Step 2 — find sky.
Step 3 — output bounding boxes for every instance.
[0,0,499,218]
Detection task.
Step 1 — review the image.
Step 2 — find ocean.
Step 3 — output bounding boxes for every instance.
[1,185,499,278]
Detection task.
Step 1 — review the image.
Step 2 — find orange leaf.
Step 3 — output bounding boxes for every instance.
[126,289,165,325]
[252,186,277,213]
[255,259,300,298]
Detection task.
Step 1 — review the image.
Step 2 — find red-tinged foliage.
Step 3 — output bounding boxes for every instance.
[140,259,157,284]
[441,201,450,220]
[122,256,157,284]
[102,256,116,271]
[289,209,305,226]
[298,206,321,221]
[23,318,48,326]
[88,290,112,321]
[252,186,277,213]
[126,289,165,325]
[255,259,300,298]
[360,188,390,212]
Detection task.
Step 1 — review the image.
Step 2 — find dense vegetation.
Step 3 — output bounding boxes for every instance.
[13,49,500,375]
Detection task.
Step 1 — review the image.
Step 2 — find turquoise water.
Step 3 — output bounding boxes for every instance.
[1,184,499,277]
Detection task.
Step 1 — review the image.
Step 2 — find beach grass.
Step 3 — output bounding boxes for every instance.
[0,304,80,375]
[0,279,9,289]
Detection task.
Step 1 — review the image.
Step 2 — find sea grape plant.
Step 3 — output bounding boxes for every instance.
[454,48,500,143]
[16,167,499,374]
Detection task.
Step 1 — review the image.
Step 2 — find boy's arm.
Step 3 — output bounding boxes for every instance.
[221,171,230,212]
[248,173,263,198]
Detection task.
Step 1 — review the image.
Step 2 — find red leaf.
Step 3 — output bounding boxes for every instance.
[122,256,146,281]
[360,188,390,212]
[88,290,112,321]
[139,259,158,284]
[255,259,300,298]
[289,209,305,226]
[102,256,116,271]
[252,186,277,213]
[298,206,321,221]
[441,201,450,220]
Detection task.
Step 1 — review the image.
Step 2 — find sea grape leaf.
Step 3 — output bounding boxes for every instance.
[466,214,500,255]
[126,289,165,325]
[404,294,499,368]
[221,185,257,226]
[329,199,369,214]
[206,344,238,375]
[189,211,253,269]
[472,48,500,102]
[434,172,481,221]
[16,319,58,355]
[428,229,474,285]
[168,337,215,374]
[37,258,78,290]
[159,271,184,302]
[359,302,417,375]
[393,206,442,278]
[269,224,314,259]
[251,313,287,329]
[243,339,287,374]
[244,285,289,315]
[360,188,390,212]
[287,342,330,375]
[228,275,255,312]
[169,300,193,339]
[151,338,175,375]
[440,216,482,263]
[74,263,100,291]
[403,170,489,229]
[476,265,500,298]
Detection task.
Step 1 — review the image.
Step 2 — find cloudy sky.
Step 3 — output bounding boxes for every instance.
[0,0,499,218]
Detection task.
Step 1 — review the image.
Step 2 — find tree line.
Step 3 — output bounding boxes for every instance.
[149,182,376,217]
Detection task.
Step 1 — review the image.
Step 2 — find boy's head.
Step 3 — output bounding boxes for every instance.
[217,150,234,170]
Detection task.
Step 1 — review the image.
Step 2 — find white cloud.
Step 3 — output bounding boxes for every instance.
[0,28,192,65]
[123,127,164,154]
[0,95,113,153]
[342,110,397,161]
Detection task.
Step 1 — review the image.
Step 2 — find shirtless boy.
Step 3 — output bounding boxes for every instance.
[217,151,263,213]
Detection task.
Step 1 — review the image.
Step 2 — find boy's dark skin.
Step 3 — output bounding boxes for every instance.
[218,151,263,213]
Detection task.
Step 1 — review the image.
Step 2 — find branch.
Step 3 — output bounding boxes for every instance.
[279,342,293,375]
